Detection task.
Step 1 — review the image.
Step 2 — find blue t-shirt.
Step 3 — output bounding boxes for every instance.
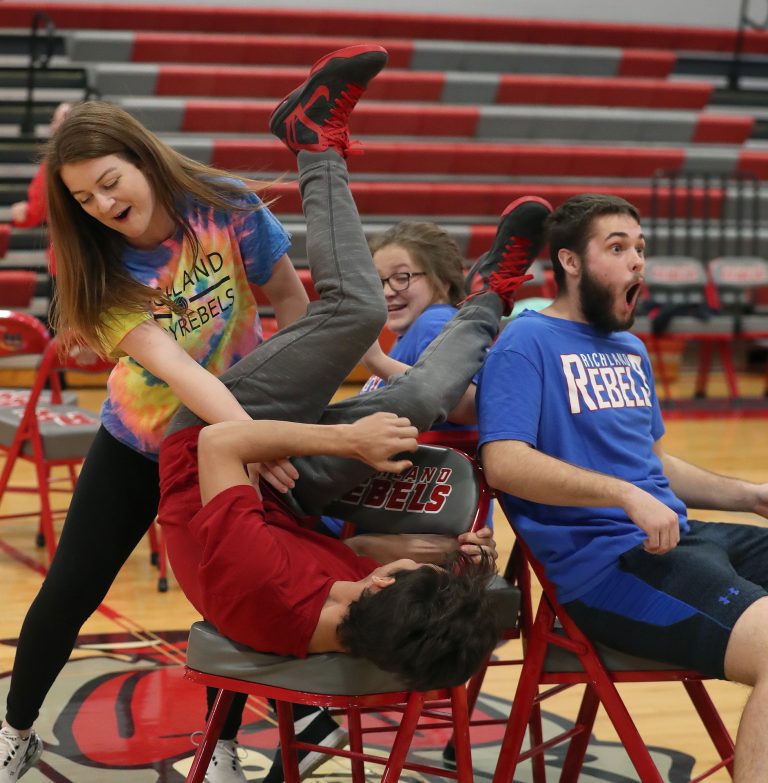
[362,304,475,434]
[477,310,688,603]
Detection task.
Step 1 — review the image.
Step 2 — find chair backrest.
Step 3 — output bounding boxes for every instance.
[644,256,708,306]
[321,444,489,537]
[0,310,49,358]
[708,255,768,309]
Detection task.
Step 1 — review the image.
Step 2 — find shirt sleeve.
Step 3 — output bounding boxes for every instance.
[477,346,543,449]
[97,308,153,359]
[231,192,292,287]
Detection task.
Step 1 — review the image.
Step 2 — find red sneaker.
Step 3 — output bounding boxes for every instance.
[463,196,553,314]
[269,44,388,158]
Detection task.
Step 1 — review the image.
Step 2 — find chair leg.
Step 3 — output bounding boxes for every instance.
[492,618,551,783]
[186,689,235,783]
[156,522,169,592]
[578,658,664,783]
[651,337,673,400]
[443,653,490,764]
[529,699,547,783]
[276,700,301,783]
[558,684,600,783]
[450,685,474,783]
[380,692,425,783]
[718,342,740,398]
[36,461,57,561]
[683,680,735,777]
[347,706,366,783]
[694,342,713,398]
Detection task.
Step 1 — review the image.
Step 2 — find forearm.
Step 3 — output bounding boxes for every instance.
[364,347,477,425]
[167,370,251,425]
[272,291,309,330]
[199,420,360,503]
[661,452,758,512]
[345,533,457,565]
[482,440,640,509]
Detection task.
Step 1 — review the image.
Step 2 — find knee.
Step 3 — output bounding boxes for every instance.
[340,295,387,344]
[724,597,768,686]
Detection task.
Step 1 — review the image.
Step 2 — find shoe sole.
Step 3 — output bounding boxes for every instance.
[500,195,554,218]
[269,44,387,139]
[18,738,43,780]
[298,725,349,778]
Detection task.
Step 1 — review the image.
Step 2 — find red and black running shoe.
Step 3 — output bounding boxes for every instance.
[269,44,388,158]
[463,196,553,315]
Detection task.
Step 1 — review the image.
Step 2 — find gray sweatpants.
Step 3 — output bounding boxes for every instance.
[168,150,501,514]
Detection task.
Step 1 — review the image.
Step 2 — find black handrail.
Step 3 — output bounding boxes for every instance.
[20,10,58,135]
[728,0,768,91]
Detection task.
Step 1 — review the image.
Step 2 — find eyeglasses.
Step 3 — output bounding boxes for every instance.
[380,272,427,292]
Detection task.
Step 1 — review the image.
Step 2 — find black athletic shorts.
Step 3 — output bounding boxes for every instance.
[564,519,768,678]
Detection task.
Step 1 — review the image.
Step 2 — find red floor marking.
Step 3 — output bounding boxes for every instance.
[0,536,186,665]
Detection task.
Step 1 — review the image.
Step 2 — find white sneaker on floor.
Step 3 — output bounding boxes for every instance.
[0,727,43,782]
[204,738,248,783]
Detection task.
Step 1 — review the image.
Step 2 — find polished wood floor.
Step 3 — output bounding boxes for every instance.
[1,375,767,781]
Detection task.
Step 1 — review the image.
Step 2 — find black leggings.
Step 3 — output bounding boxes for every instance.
[5,427,241,734]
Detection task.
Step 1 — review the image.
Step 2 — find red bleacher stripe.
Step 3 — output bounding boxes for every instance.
[496,75,710,109]
[617,50,676,78]
[186,102,480,137]
[132,33,414,67]
[209,139,685,178]
[692,115,754,144]
[1,4,764,55]
[156,66,445,101]
[257,181,725,219]
[736,151,768,180]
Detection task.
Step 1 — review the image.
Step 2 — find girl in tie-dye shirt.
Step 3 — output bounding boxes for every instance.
[2,102,309,757]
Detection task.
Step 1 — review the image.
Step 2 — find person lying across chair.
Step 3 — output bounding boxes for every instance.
[155,43,539,693]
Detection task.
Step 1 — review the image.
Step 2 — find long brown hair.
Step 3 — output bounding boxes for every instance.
[368,221,466,306]
[47,101,273,352]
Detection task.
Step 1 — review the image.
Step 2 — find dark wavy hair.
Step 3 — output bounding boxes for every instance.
[545,194,641,291]
[337,551,501,691]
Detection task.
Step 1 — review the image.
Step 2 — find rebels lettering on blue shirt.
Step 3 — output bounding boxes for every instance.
[561,352,651,413]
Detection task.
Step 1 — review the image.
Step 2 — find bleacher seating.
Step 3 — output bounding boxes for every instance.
[0,2,766,395]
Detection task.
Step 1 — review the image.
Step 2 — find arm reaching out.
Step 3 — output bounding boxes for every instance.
[483,439,681,554]
[118,319,251,425]
[198,412,419,504]
[655,439,767,517]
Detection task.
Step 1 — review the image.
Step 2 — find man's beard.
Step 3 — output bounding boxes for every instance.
[578,265,635,334]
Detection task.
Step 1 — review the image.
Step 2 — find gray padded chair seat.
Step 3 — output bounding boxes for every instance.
[187,575,521,696]
[187,621,409,696]
[0,403,100,459]
[0,389,77,406]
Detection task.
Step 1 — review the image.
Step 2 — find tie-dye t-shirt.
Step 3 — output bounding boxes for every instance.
[99,186,290,458]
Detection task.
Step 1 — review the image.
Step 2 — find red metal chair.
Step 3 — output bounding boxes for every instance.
[183,444,518,783]
[631,256,737,399]
[708,256,768,395]
[0,313,166,587]
[492,521,735,783]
